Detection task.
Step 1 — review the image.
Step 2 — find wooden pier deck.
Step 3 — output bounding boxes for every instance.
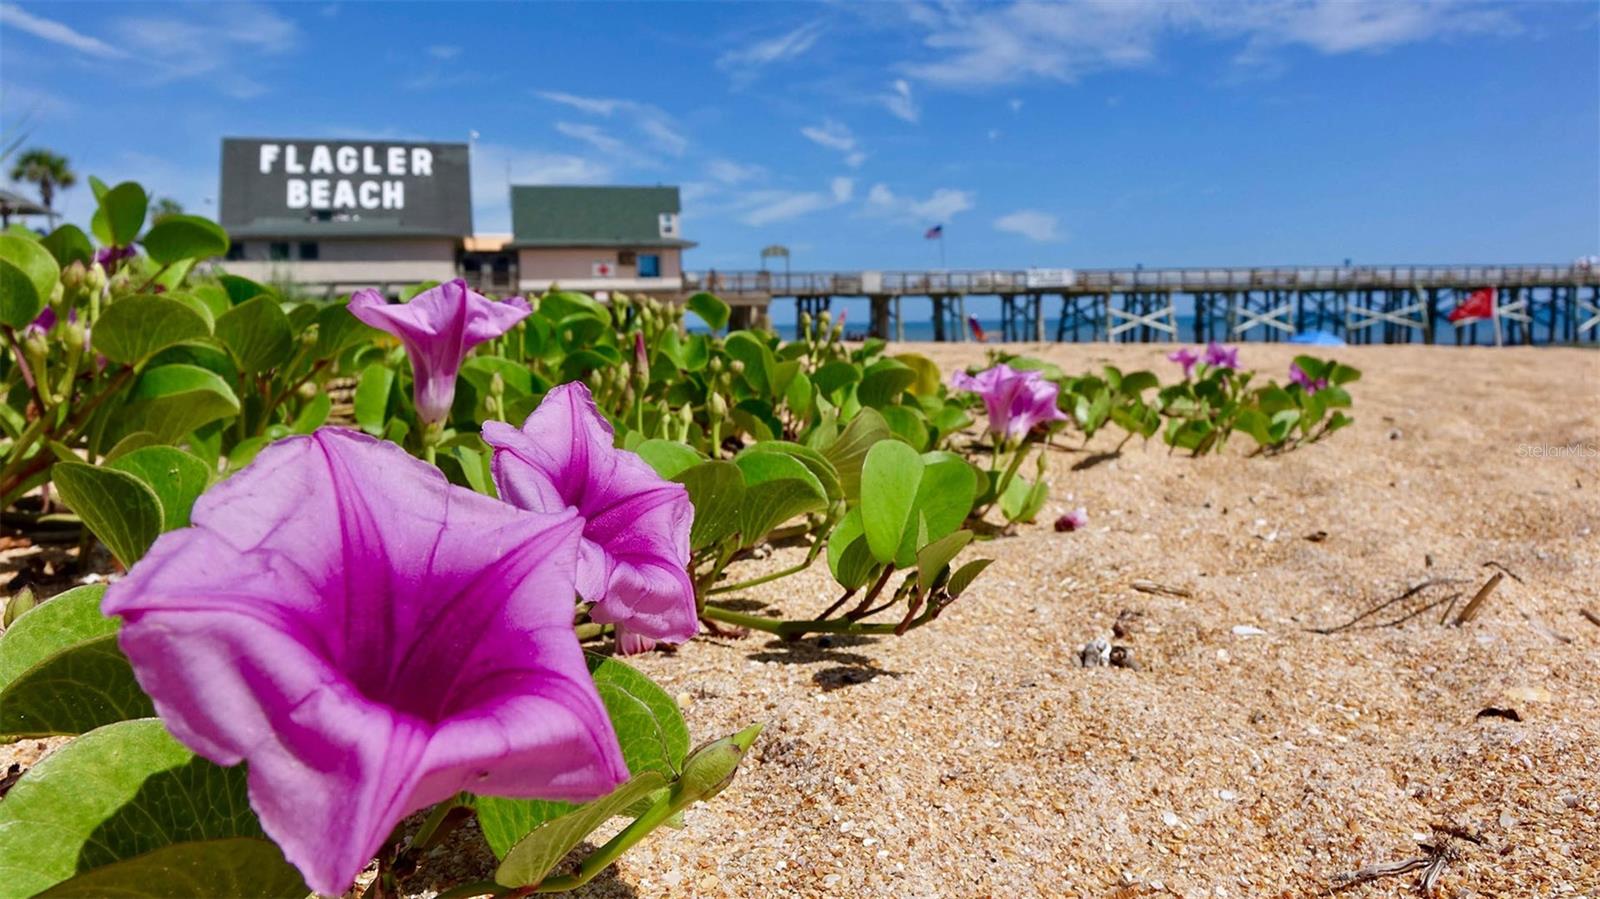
[688,264,1600,345]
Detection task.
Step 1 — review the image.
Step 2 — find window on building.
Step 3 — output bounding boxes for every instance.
[638,254,661,278]
[298,242,319,260]
[226,242,245,261]
[269,242,291,261]
[618,250,637,266]
[658,213,678,238]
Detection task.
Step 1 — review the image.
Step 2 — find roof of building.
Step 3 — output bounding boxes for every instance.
[227,217,464,240]
[0,188,49,215]
[509,185,696,249]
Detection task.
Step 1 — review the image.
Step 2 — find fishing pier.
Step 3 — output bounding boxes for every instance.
[691,264,1600,345]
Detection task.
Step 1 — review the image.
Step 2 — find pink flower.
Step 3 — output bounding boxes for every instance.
[951,363,1068,443]
[1203,342,1240,370]
[484,383,698,655]
[102,430,626,895]
[1167,347,1200,378]
[1054,507,1089,532]
[349,279,531,425]
[1289,362,1327,394]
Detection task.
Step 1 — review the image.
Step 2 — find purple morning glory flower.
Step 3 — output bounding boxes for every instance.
[1167,347,1200,378]
[102,429,627,896]
[950,363,1069,443]
[94,245,136,269]
[349,279,532,425]
[1288,362,1327,394]
[23,307,57,337]
[484,382,698,655]
[1203,342,1240,370]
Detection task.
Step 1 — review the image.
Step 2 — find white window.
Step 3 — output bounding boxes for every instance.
[659,212,679,238]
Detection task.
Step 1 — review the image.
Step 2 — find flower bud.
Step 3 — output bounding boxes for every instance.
[489,372,505,398]
[63,322,87,354]
[86,263,108,294]
[3,587,35,628]
[673,724,762,804]
[708,357,723,374]
[50,282,65,306]
[799,312,812,332]
[296,381,320,401]
[708,392,728,418]
[61,261,86,292]
[729,359,745,375]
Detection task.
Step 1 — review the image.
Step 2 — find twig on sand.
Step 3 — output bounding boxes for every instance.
[1452,572,1504,626]
[1308,577,1466,635]
[1331,827,1475,896]
[1131,579,1192,598]
[1579,607,1600,629]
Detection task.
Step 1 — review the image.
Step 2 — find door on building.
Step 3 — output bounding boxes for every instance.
[638,254,661,278]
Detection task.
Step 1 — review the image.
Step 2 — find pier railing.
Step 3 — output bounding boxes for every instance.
[688,264,1599,297]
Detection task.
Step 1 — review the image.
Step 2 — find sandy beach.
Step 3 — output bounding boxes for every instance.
[520,343,1600,898]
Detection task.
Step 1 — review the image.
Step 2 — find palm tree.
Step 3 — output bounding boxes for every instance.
[8,148,75,225]
[152,197,184,222]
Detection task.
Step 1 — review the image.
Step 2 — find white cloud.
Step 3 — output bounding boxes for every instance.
[717,21,825,79]
[533,91,688,157]
[0,3,127,58]
[555,122,628,157]
[883,79,919,123]
[801,119,866,168]
[899,0,1517,87]
[110,3,300,97]
[801,119,857,153]
[1008,98,1024,113]
[706,159,765,185]
[987,128,1001,141]
[831,177,854,202]
[865,183,975,224]
[741,191,835,226]
[994,209,1061,242]
[0,82,77,121]
[427,44,461,60]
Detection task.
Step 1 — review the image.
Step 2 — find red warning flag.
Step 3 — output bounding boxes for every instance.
[1448,287,1495,323]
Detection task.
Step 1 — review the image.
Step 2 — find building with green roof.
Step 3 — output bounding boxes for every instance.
[510,185,695,296]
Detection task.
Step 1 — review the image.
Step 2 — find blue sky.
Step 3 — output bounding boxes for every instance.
[3,0,1596,273]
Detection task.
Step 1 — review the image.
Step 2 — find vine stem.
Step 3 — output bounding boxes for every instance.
[707,556,816,595]
[701,603,915,639]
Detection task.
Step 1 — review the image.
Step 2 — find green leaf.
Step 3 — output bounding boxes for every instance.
[0,719,299,899]
[880,404,930,452]
[217,274,272,306]
[355,363,395,435]
[820,406,890,503]
[477,656,688,859]
[39,225,93,268]
[0,233,59,328]
[724,330,775,396]
[106,446,211,531]
[1119,370,1160,395]
[0,585,112,689]
[117,365,241,444]
[33,838,307,899]
[892,353,943,397]
[98,182,149,247]
[141,215,229,265]
[897,451,977,566]
[0,634,153,738]
[857,359,919,408]
[737,440,840,502]
[634,439,703,480]
[214,296,293,373]
[860,440,922,564]
[947,558,992,597]
[50,463,163,567]
[686,291,730,332]
[999,474,1048,524]
[290,392,332,434]
[673,460,746,552]
[91,295,213,366]
[917,529,973,593]
[784,369,814,421]
[493,772,668,888]
[811,360,862,399]
[734,453,827,546]
[314,302,379,358]
[825,508,878,590]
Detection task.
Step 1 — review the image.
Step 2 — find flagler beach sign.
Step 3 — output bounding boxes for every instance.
[219,137,472,235]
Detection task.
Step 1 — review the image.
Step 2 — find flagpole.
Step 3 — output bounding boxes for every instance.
[939,231,946,270]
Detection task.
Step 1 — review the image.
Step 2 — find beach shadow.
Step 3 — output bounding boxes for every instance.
[745,634,879,666]
[812,664,903,692]
[1071,450,1123,471]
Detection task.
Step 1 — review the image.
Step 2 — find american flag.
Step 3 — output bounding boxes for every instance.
[924,224,943,239]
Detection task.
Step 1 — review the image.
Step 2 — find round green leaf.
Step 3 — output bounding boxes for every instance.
[95,182,149,247]
[106,446,211,531]
[39,225,93,268]
[685,291,730,332]
[33,838,306,899]
[141,215,229,265]
[0,585,112,688]
[673,460,746,552]
[92,295,213,366]
[51,462,164,567]
[860,440,923,564]
[820,406,890,503]
[0,634,153,738]
[493,772,668,888]
[354,362,395,435]
[214,296,293,373]
[634,439,703,480]
[0,233,59,328]
[734,453,827,547]
[0,719,296,899]
[117,365,242,444]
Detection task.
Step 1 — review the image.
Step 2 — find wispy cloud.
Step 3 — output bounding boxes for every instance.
[865,183,975,224]
[427,44,461,60]
[801,119,866,168]
[740,190,836,226]
[471,142,614,232]
[831,177,855,203]
[717,20,825,82]
[899,0,1519,87]
[109,2,301,98]
[706,159,765,185]
[882,79,920,123]
[0,3,127,58]
[533,90,688,157]
[554,122,629,158]
[994,209,1061,242]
